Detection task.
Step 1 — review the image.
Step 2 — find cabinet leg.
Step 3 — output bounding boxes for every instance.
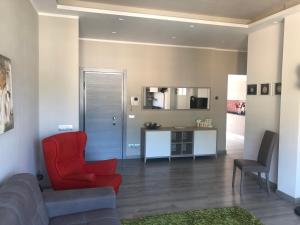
[144,158,147,164]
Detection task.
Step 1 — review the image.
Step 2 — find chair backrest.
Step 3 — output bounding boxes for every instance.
[42,131,87,189]
[0,174,49,225]
[257,130,278,170]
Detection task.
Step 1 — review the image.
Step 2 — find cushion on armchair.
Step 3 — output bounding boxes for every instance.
[63,173,96,182]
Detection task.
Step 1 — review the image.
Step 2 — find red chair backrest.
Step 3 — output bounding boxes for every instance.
[42,131,87,186]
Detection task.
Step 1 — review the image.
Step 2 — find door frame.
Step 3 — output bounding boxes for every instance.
[79,68,127,160]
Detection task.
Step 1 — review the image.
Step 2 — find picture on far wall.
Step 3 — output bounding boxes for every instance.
[260,83,270,95]
[247,84,257,95]
[0,54,14,134]
[275,82,282,95]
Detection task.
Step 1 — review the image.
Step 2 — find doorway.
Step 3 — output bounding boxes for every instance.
[226,74,247,156]
[80,69,126,161]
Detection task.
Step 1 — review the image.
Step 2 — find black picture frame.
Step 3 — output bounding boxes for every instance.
[260,83,270,95]
[275,82,281,95]
[247,84,257,95]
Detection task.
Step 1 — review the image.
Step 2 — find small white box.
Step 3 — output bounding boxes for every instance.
[58,125,73,131]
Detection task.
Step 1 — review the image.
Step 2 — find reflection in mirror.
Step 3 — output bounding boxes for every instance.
[143,87,171,110]
[173,88,210,110]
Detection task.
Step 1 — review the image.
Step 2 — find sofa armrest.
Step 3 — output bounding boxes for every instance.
[42,187,116,218]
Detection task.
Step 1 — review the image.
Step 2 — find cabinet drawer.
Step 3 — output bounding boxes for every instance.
[194,130,217,156]
[145,131,171,158]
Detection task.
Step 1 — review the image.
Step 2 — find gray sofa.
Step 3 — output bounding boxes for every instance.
[0,173,121,225]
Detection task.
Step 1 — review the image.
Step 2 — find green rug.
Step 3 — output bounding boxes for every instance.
[122,207,263,225]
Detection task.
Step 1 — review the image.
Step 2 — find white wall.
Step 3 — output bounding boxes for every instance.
[245,23,283,183]
[0,0,39,181]
[80,40,247,157]
[39,16,79,140]
[278,12,300,198]
[227,75,247,100]
[39,15,79,174]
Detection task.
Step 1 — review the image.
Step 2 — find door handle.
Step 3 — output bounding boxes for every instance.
[112,116,117,126]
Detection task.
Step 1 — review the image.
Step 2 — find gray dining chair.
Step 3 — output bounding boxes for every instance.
[232,130,278,194]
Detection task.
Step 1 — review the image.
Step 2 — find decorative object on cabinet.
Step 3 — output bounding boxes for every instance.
[144,122,161,130]
[196,119,201,128]
[247,84,257,95]
[141,127,217,163]
[196,119,213,128]
[260,83,270,95]
[0,54,14,134]
[274,82,281,95]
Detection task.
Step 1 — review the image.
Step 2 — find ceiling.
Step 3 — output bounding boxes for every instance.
[78,0,287,21]
[79,13,248,51]
[31,0,300,51]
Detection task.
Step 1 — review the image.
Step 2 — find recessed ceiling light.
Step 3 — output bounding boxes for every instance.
[171,36,176,39]
[112,31,117,34]
[273,21,279,24]
[118,18,124,21]
[189,24,195,28]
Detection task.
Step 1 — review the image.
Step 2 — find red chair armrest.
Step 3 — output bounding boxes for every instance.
[63,173,96,182]
[84,159,117,175]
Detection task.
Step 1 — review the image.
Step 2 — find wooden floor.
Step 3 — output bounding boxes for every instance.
[117,153,300,225]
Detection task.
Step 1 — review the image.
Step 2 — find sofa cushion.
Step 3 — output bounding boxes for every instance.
[43,187,116,217]
[49,209,121,225]
[0,173,49,225]
[0,207,20,225]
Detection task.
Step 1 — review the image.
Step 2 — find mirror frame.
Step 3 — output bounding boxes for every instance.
[142,86,211,111]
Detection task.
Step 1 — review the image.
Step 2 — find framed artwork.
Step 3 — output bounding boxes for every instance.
[275,82,281,95]
[260,83,270,95]
[0,54,14,134]
[247,84,257,95]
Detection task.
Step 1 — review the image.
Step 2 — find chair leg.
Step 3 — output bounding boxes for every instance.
[258,172,262,188]
[232,164,237,188]
[240,170,244,194]
[266,173,271,194]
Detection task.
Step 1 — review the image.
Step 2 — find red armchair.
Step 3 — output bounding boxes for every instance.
[42,131,122,193]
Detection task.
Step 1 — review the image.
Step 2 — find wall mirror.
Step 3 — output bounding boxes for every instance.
[143,87,210,110]
[143,87,171,110]
[173,87,210,110]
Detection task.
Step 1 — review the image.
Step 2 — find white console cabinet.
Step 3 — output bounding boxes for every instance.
[141,127,217,163]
